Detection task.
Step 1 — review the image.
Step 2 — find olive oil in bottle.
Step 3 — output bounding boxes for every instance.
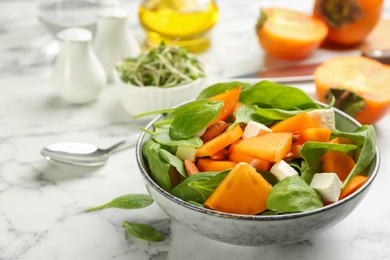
[138,0,219,53]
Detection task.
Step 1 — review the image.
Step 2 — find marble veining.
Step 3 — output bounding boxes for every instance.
[1,0,390,259]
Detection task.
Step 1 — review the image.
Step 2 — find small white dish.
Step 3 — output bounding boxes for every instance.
[113,69,206,117]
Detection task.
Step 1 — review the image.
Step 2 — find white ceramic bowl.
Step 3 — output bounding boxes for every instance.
[113,69,206,117]
[135,101,380,246]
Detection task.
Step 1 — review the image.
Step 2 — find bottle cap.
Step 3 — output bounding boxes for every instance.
[56,27,92,43]
[96,8,128,19]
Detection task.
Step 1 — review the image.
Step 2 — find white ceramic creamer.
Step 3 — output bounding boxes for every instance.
[52,27,106,104]
[93,8,141,82]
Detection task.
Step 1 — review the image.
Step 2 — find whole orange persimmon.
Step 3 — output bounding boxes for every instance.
[313,0,383,46]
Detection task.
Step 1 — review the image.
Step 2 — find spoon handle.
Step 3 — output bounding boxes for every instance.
[106,135,139,154]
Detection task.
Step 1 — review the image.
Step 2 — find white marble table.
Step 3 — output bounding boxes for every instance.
[1,1,390,259]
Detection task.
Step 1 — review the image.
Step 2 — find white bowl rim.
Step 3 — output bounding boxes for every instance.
[135,100,381,221]
[117,77,205,93]
[113,58,207,93]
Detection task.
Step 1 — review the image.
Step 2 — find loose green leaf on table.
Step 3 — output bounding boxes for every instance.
[85,194,153,212]
[123,221,163,242]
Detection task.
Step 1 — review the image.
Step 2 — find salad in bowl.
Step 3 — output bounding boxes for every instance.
[135,80,379,245]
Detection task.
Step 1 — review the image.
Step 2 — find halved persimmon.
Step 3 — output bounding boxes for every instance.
[256,7,328,59]
[314,55,390,124]
[313,0,383,46]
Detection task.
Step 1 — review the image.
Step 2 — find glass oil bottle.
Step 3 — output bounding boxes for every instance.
[138,0,219,53]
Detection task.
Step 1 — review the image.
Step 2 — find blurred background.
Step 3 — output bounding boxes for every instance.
[2,0,389,80]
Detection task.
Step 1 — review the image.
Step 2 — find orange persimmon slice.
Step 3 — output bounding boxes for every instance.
[228,140,272,171]
[204,162,272,215]
[207,86,241,127]
[295,127,332,144]
[227,140,257,164]
[328,137,355,145]
[292,127,332,157]
[235,132,293,162]
[250,158,272,172]
[196,158,236,172]
[271,112,316,133]
[320,150,356,182]
[339,175,369,199]
[196,125,243,158]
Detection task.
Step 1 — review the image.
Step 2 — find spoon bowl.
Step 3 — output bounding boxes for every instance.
[41,135,138,166]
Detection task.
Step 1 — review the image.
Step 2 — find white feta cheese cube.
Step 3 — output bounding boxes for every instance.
[307,109,336,130]
[270,160,299,181]
[310,172,342,203]
[243,120,272,139]
[176,146,197,162]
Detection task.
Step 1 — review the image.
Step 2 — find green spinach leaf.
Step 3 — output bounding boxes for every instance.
[153,131,203,147]
[187,200,205,208]
[189,170,230,201]
[196,81,252,100]
[261,210,279,215]
[228,104,273,130]
[332,125,376,187]
[266,175,323,213]
[85,194,153,212]
[239,81,319,110]
[123,221,163,242]
[300,141,358,183]
[159,149,187,178]
[300,160,316,184]
[169,100,223,139]
[332,124,374,147]
[142,140,172,192]
[171,171,224,203]
[300,125,376,187]
[257,170,279,186]
[253,107,304,121]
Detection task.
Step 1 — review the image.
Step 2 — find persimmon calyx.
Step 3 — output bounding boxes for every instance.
[317,0,364,29]
[255,9,268,33]
[325,88,365,117]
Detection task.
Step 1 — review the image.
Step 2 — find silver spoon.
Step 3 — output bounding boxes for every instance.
[40,135,139,166]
